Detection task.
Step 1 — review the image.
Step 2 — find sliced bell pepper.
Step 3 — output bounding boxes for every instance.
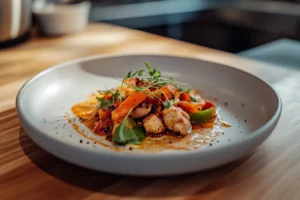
[202,101,215,110]
[180,92,191,102]
[159,85,179,100]
[189,108,215,123]
[176,101,203,114]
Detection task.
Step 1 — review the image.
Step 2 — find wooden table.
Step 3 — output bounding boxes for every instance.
[1,23,300,200]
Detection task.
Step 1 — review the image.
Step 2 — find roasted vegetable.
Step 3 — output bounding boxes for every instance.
[189,108,215,123]
[202,101,215,110]
[175,101,204,114]
[112,91,148,122]
[159,85,179,100]
[179,92,191,102]
[98,109,111,119]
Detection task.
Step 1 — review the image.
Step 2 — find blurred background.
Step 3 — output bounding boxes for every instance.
[1,0,300,54]
[88,0,300,53]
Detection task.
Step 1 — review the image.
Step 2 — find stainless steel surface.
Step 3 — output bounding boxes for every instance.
[0,0,32,42]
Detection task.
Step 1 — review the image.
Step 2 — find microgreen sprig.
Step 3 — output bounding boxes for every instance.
[109,62,191,107]
[97,89,122,109]
[145,62,161,81]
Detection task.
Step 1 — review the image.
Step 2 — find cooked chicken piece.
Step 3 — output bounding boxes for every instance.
[130,102,152,118]
[162,106,191,136]
[143,114,165,134]
[151,105,163,114]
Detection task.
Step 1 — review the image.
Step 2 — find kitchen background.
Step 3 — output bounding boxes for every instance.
[88,0,300,53]
[1,0,300,53]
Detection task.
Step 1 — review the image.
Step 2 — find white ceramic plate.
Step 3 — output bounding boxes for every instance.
[16,54,281,176]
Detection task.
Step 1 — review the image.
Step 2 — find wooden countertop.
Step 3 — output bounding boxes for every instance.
[1,23,300,200]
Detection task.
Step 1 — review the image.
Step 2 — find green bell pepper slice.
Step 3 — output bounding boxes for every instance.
[189,108,215,123]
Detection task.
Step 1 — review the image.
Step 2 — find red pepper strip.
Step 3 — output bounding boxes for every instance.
[202,101,215,110]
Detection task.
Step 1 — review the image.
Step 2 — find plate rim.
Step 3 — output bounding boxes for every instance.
[16,53,282,158]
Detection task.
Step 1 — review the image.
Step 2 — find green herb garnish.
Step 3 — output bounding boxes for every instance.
[145,62,161,81]
[125,71,132,79]
[190,96,199,102]
[113,62,189,106]
[112,109,146,145]
[190,108,215,123]
[97,90,122,109]
[96,97,112,109]
[138,70,144,76]
[163,100,172,109]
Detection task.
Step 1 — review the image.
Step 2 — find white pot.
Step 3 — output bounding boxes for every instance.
[33,1,91,36]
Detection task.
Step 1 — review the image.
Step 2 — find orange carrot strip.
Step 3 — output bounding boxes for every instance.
[112,91,148,121]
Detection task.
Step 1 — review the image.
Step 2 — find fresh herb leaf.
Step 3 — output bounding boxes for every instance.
[187,88,193,93]
[145,62,152,72]
[163,100,172,109]
[132,126,146,141]
[126,71,132,78]
[96,97,111,109]
[131,71,138,77]
[190,95,199,102]
[152,69,161,79]
[97,90,122,108]
[138,70,144,76]
[97,90,110,95]
[145,62,161,81]
[112,109,146,145]
[113,122,140,144]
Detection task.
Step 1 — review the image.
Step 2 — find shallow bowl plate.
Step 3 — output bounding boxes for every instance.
[16,54,281,176]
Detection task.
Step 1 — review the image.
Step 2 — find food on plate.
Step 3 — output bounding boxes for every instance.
[71,62,222,146]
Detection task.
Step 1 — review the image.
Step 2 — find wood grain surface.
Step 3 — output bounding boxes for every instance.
[1,23,300,200]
